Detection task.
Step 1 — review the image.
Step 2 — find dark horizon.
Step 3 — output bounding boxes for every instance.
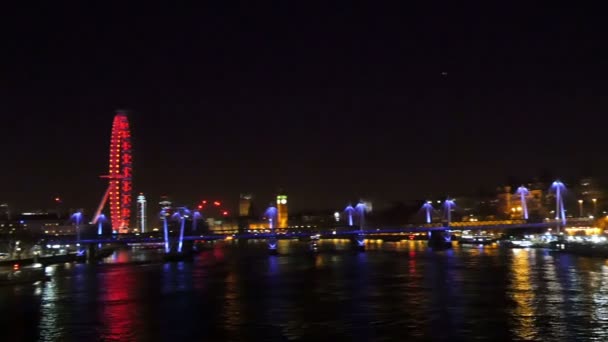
[2,3,607,214]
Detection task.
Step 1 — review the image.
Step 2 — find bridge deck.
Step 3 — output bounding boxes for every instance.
[40,222,561,245]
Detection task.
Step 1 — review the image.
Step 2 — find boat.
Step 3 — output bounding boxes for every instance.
[498,238,533,248]
[549,241,608,257]
[458,235,495,245]
[0,263,49,286]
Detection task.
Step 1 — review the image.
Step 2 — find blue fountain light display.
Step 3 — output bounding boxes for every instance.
[161,210,170,253]
[344,205,355,226]
[515,186,529,220]
[355,202,366,231]
[354,202,367,249]
[265,206,278,230]
[421,201,433,224]
[265,206,278,250]
[178,208,191,253]
[443,199,455,226]
[550,180,567,225]
[71,212,83,253]
[171,210,188,254]
[97,213,106,235]
[71,211,82,238]
[192,211,202,233]
[71,211,82,226]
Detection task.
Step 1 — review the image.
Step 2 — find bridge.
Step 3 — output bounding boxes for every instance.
[1,219,589,264]
[35,220,576,258]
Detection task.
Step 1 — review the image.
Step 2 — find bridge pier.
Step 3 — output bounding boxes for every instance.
[86,244,97,263]
[354,233,365,252]
[309,237,319,253]
[268,236,278,255]
[428,230,452,249]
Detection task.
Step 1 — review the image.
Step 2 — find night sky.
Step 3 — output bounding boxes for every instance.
[1,3,607,214]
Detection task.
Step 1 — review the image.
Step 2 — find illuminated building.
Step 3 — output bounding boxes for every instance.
[576,177,604,216]
[496,186,513,217]
[206,218,239,235]
[276,194,288,228]
[159,195,172,217]
[239,194,252,217]
[137,193,147,233]
[247,221,270,230]
[159,197,171,209]
[237,194,253,233]
[497,185,546,220]
[0,203,9,220]
[10,212,72,235]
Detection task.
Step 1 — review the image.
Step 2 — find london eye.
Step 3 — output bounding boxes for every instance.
[92,111,133,233]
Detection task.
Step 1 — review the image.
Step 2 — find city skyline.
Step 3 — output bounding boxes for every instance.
[4,5,608,340]
[1,172,604,219]
[2,4,607,213]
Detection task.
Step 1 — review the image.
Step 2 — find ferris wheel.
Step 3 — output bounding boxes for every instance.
[92,111,133,233]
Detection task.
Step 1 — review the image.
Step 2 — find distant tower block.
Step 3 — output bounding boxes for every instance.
[137,193,147,233]
[239,194,252,217]
[276,195,288,228]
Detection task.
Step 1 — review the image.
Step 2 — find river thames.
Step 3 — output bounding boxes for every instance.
[1,239,608,341]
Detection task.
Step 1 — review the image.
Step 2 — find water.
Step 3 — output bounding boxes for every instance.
[2,240,608,341]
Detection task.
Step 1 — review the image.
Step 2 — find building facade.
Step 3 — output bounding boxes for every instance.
[239,194,252,217]
[497,185,547,220]
[136,193,147,233]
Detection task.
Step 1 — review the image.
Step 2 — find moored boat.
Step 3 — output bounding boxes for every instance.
[0,263,49,286]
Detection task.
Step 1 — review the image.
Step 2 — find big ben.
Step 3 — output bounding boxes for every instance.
[276,194,288,228]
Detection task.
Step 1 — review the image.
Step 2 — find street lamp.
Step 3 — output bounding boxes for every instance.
[592,198,597,216]
[578,199,584,217]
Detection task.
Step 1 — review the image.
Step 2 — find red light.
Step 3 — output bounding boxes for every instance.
[202,200,207,204]
[54,197,61,202]
[222,211,228,216]
[214,201,221,206]
[197,205,203,209]
[13,264,19,271]
[106,112,133,232]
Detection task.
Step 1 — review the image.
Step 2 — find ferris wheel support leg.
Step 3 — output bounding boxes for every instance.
[91,185,111,225]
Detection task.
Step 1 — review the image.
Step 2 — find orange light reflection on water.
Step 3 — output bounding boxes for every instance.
[509,249,539,340]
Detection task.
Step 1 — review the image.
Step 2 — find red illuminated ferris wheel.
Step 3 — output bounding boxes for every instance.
[92,111,133,233]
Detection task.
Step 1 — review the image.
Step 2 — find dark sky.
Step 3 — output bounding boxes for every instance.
[1,3,607,214]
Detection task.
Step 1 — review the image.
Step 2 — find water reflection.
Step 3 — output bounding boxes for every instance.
[591,264,608,337]
[508,248,539,340]
[39,277,62,341]
[221,270,243,339]
[5,239,608,340]
[99,262,142,341]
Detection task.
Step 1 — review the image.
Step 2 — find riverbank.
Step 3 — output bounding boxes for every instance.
[0,253,78,267]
